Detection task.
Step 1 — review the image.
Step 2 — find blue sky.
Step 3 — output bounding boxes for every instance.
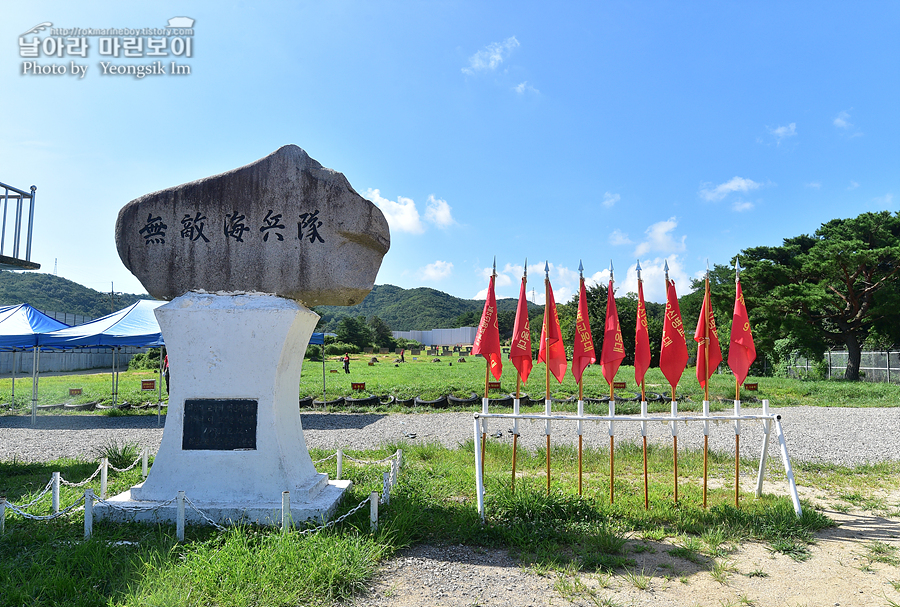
[2,1,897,308]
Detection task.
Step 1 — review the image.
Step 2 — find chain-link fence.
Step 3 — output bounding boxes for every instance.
[785,350,900,383]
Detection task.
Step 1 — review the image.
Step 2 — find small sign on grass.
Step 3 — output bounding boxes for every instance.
[488,381,501,391]
[613,381,627,390]
[352,382,365,391]
[744,383,758,391]
[141,379,156,391]
[69,388,82,396]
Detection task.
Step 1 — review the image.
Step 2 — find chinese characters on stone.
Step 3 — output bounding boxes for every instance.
[139,210,326,245]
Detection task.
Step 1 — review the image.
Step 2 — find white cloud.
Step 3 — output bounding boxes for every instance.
[616,256,691,304]
[602,192,620,208]
[462,36,519,75]
[364,189,457,234]
[363,188,424,234]
[609,229,632,246]
[699,177,762,202]
[633,217,687,258]
[732,200,754,212]
[806,182,821,189]
[834,110,852,129]
[768,122,797,143]
[873,193,894,208]
[848,181,860,190]
[419,260,453,281]
[513,81,539,94]
[423,194,455,228]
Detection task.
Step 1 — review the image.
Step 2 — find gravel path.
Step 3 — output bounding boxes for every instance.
[3,406,900,607]
[1,405,898,466]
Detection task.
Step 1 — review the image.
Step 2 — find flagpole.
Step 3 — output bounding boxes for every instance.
[703,264,710,509]
[663,262,679,504]
[544,262,551,496]
[512,261,526,494]
[637,260,649,511]
[480,258,497,481]
[578,264,586,496]
[608,261,615,505]
[734,260,742,509]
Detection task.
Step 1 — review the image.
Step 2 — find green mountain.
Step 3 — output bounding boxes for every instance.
[314,284,541,332]
[0,271,151,319]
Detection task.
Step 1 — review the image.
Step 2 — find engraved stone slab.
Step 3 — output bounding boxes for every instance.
[182,399,258,451]
[114,145,390,307]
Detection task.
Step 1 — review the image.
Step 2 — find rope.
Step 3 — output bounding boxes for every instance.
[108,456,142,473]
[294,496,372,536]
[312,452,338,464]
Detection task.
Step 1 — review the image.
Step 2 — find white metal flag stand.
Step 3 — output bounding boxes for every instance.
[473,398,802,521]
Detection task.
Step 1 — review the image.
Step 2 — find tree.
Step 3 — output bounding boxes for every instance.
[336,316,374,350]
[368,315,395,349]
[740,211,900,381]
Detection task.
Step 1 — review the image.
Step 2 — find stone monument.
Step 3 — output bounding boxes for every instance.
[97,145,390,525]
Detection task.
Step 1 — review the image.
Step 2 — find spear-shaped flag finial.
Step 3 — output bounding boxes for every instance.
[664,259,670,281]
[492,256,497,277]
[578,259,584,279]
[524,258,527,280]
[735,257,741,283]
[636,259,642,282]
[610,259,615,284]
[544,261,549,280]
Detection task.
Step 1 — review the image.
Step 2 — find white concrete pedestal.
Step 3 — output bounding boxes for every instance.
[96,292,350,526]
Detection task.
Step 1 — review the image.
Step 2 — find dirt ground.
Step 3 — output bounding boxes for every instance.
[352,486,900,607]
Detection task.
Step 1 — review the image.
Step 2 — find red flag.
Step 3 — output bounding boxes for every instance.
[728,279,756,385]
[659,279,688,390]
[634,279,651,387]
[600,280,625,387]
[571,279,595,384]
[472,274,502,380]
[509,277,533,384]
[694,280,722,389]
[538,280,567,383]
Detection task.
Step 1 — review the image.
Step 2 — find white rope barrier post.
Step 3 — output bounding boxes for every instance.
[281,491,291,533]
[369,491,378,532]
[336,449,343,481]
[382,472,390,506]
[774,415,803,517]
[755,399,773,497]
[52,472,60,513]
[473,415,485,521]
[397,448,403,469]
[1,497,6,534]
[100,458,108,500]
[84,488,93,539]
[142,447,148,478]
[176,491,185,542]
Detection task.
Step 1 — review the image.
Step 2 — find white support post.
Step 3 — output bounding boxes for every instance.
[281,491,291,533]
[100,457,108,499]
[369,491,378,532]
[176,491,185,541]
[336,449,343,480]
[774,415,803,517]
[608,400,616,437]
[84,488,94,539]
[756,418,772,497]
[52,471,60,513]
[142,447,148,478]
[482,397,489,434]
[473,416,485,520]
[755,399,772,497]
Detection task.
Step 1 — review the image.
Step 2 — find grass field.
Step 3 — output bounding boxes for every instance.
[5,351,897,415]
[2,358,899,606]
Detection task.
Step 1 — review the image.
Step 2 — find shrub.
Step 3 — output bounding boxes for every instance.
[324,342,359,356]
[128,347,163,370]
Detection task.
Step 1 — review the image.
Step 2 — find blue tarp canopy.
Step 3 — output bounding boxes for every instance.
[0,303,70,350]
[38,299,165,349]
